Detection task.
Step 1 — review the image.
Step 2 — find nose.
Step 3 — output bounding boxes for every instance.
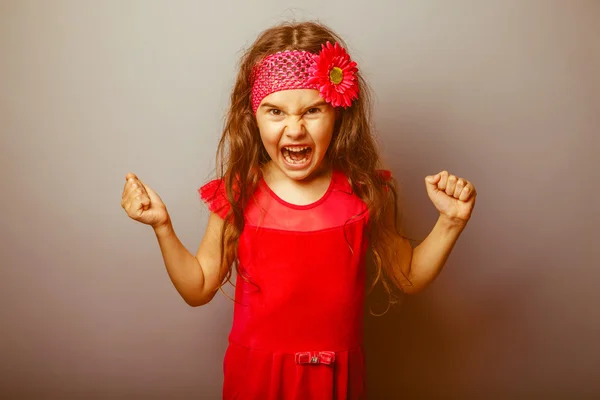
[284,117,306,140]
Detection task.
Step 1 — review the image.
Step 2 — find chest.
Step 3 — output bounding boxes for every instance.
[237,219,370,296]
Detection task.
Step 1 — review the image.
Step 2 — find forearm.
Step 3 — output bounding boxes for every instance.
[407,215,467,292]
[153,220,207,306]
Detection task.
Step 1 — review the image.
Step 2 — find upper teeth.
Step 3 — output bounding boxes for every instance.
[285,146,309,152]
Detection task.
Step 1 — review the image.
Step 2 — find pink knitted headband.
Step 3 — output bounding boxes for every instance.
[250,42,359,114]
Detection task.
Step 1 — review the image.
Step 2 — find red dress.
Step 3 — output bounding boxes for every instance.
[199,170,388,400]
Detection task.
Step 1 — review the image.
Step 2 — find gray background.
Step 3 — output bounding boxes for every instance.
[1,0,599,398]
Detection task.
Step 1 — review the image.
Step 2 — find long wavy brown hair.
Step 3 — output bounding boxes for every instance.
[214,21,412,307]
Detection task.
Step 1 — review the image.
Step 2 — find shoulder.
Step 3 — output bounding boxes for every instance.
[336,169,394,192]
[376,169,394,192]
[199,178,229,219]
[199,176,261,219]
[330,168,395,212]
[376,169,392,182]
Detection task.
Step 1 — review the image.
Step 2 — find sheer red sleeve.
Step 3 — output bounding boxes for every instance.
[376,169,392,191]
[198,179,230,219]
[376,169,392,181]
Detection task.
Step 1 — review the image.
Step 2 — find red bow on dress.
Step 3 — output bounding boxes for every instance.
[295,351,336,365]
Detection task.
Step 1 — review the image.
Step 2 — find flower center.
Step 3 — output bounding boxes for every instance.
[329,67,343,84]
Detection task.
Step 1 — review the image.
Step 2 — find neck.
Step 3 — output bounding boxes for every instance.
[263,161,332,187]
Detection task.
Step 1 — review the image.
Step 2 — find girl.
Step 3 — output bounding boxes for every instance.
[121,21,476,400]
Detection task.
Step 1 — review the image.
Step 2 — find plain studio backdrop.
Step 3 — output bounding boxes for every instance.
[1,1,599,398]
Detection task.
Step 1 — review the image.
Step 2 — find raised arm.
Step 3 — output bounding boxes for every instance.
[121,173,229,306]
[153,212,228,306]
[385,170,476,294]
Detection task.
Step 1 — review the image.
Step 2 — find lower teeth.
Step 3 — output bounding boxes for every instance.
[283,149,310,164]
[285,154,306,164]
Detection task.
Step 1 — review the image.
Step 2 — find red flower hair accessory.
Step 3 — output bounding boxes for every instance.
[250,42,360,113]
[308,42,359,108]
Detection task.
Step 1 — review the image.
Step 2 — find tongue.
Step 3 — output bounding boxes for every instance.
[289,150,307,161]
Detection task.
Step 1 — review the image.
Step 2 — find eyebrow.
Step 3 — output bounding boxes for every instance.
[259,101,329,112]
[259,102,280,109]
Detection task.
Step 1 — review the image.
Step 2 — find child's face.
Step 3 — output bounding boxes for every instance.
[255,89,337,181]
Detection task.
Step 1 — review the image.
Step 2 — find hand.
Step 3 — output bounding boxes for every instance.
[121,172,169,229]
[425,171,476,223]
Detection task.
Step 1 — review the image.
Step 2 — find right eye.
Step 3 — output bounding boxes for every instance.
[268,109,282,116]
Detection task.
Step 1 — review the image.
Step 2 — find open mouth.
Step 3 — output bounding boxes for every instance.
[281,146,313,165]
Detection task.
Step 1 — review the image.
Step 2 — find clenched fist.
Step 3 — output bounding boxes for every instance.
[121,172,169,229]
[425,170,476,223]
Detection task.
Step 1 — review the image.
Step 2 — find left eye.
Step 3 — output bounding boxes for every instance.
[306,108,320,114]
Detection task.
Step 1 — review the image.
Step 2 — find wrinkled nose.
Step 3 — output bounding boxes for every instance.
[284,118,306,140]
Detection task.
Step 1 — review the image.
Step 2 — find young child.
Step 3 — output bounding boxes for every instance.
[121,21,476,400]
